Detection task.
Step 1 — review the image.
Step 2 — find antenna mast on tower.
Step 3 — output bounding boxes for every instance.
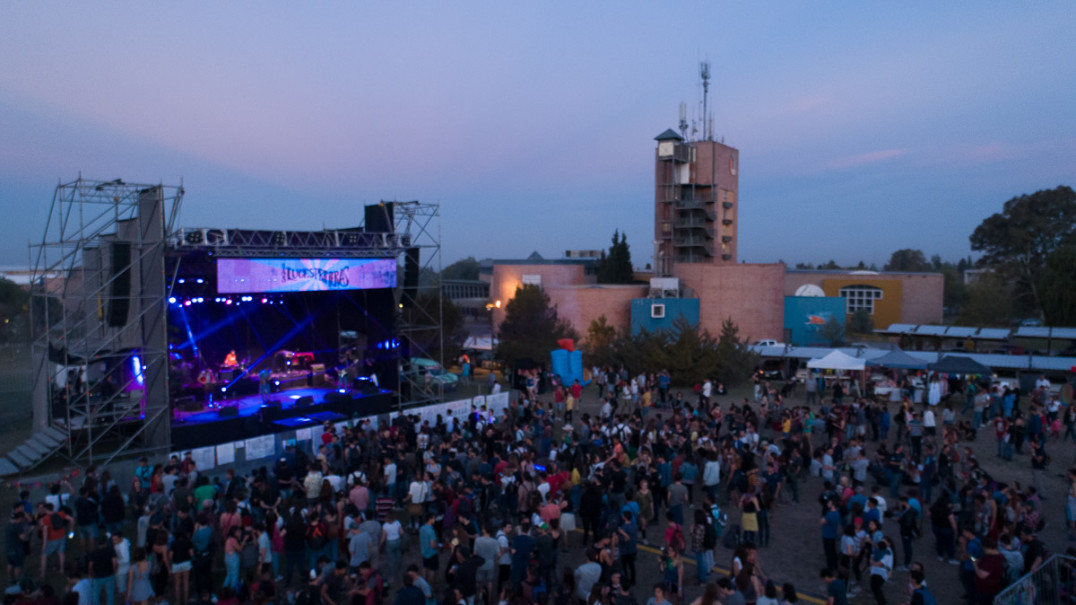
[678,102,689,140]
[699,61,711,141]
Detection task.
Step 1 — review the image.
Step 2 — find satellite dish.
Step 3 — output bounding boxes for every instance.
[795,284,826,297]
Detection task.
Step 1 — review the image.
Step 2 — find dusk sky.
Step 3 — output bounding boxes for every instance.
[2,3,1074,270]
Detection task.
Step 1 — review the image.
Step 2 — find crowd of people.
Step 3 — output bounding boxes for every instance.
[4,366,1073,605]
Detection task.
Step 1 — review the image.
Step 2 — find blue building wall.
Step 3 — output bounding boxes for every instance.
[784,296,846,346]
[630,298,700,335]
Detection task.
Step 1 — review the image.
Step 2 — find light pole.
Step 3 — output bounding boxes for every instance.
[485,299,501,392]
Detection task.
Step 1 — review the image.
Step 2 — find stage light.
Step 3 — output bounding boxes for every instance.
[221,387,227,392]
[196,278,204,284]
[168,297,177,304]
[338,389,346,394]
[261,298,267,304]
[183,300,191,306]
[274,381,280,386]
[131,356,144,386]
[178,279,186,284]
[225,299,233,305]
[289,395,301,399]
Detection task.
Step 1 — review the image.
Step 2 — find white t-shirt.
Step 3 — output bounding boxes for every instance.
[409,481,428,504]
[496,531,511,565]
[384,463,397,485]
[383,520,402,541]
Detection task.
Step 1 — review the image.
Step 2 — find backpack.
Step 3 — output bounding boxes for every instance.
[722,523,741,550]
[710,506,727,539]
[702,522,717,549]
[50,512,67,531]
[307,523,328,550]
[667,523,685,552]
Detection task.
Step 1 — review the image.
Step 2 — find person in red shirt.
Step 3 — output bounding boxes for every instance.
[972,537,1007,603]
[570,380,582,401]
[38,502,71,577]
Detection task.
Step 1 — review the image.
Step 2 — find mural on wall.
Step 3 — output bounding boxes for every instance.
[784,296,846,346]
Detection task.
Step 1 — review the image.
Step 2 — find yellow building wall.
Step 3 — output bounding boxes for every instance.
[822,278,904,329]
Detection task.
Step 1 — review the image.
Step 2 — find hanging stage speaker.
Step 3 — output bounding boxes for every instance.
[402,247,420,309]
[107,241,132,327]
[364,202,395,233]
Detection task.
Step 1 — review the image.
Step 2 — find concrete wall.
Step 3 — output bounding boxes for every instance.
[673,262,785,341]
[546,284,647,337]
[898,273,945,324]
[490,263,587,326]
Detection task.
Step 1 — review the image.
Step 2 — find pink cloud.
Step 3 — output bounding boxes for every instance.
[826,148,906,170]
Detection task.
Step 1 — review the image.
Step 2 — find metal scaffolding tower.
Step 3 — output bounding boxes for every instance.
[366,201,445,410]
[26,177,183,468]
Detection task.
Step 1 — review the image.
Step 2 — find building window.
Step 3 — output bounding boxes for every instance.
[838,284,883,314]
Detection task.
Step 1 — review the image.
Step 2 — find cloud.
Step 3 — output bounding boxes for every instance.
[826,148,906,170]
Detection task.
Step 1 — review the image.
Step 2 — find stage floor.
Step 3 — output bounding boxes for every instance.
[170,386,394,449]
[173,387,339,424]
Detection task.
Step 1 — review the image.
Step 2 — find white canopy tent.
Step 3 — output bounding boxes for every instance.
[807,350,866,371]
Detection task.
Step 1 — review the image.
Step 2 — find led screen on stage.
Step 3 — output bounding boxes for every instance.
[217,258,397,294]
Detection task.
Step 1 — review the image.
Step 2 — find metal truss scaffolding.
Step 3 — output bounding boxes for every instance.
[365,201,444,411]
[29,177,182,466]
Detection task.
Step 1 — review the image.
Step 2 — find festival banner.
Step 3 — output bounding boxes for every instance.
[217,257,396,294]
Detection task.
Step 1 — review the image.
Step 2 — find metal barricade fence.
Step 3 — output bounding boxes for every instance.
[994,554,1076,605]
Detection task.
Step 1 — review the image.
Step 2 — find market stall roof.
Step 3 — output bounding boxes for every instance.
[977,328,1011,340]
[865,349,928,370]
[928,355,991,375]
[875,324,1013,341]
[807,350,866,371]
[1014,326,1076,340]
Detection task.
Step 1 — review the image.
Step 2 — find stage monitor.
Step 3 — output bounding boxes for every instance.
[217,258,396,294]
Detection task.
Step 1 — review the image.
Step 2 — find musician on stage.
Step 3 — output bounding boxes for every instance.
[259,367,272,403]
[197,366,217,406]
[223,349,238,368]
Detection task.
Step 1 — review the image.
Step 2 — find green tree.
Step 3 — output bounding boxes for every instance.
[597,230,634,284]
[1038,245,1076,325]
[583,315,618,369]
[884,249,931,272]
[848,309,874,335]
[970,185,1076,319]
[496,285,577,364]
[818,317,846,346]
[0,277,29,343]
[957,272,1014,327]
[442,257,481,281]
[714,318,758,387]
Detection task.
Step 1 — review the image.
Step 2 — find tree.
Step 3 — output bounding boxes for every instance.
[1038,245,1076,326]
[496,285,577,364]
[818,317,845,346]
[884,249,931,272]
[442,257,481,281]
[0,277,29,343]
[583,315,618,369]
[848,309,874,335]
[597,230,634,284]
[970,185,1076,319]
[957,272,1014,327]
[714,318,758,387]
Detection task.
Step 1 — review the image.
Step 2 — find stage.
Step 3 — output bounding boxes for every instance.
[171,386,395,450]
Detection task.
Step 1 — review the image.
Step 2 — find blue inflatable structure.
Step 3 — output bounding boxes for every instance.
[550,348,589,386]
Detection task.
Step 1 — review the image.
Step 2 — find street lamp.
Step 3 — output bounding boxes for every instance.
[485,300,501,389]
